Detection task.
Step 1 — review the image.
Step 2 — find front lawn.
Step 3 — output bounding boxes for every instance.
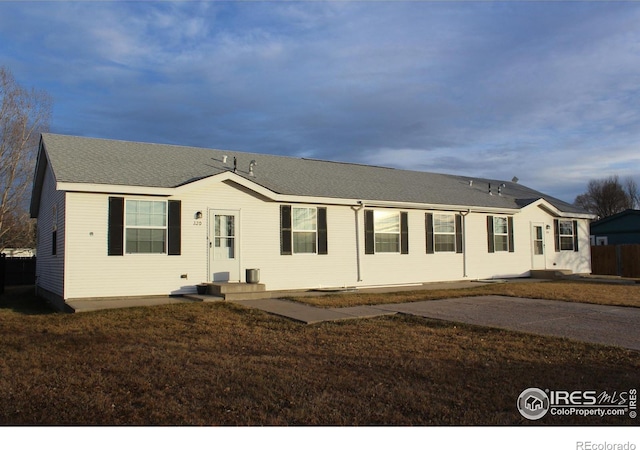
[0,285,637,426]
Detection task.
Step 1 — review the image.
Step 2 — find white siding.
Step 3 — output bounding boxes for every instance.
[63,180,359,298]
[358,209,465,286]
[464,213,527,280]
[35,164,65,297]
[59,178,592,299]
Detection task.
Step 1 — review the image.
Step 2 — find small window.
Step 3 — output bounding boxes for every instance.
[487,215,514,253]
[125,200,167,254]
[434,214,456,252]
[559,220,575,251]
[493,217,509,252]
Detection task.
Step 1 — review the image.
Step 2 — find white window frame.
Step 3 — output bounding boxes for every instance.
[433,214,456,253]
[493,216,509,252]
[374,210,400,253]
[292,206,317,254]
[558,220,575,251]
[125,199,168,254]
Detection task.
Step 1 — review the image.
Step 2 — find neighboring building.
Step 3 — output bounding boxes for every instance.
[590,209,640,246]
[30,134,594,311]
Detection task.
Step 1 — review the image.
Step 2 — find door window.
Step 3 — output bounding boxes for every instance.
[214,215,235,259]
[533,226,544,255]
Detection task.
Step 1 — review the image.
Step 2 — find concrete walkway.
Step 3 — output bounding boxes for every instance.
[230,296,640,351]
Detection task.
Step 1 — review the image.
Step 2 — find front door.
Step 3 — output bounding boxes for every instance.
[531,223,546,269]
[209,210,240,282]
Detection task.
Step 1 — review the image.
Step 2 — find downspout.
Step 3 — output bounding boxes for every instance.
[351,201,364,282]
[460,209,470,278]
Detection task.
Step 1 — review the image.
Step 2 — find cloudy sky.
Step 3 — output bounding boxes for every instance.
[2,1,639,203]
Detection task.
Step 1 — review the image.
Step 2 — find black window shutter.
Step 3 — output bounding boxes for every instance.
[508,216,515,253]
[486,216,495,253]
[280,205,292,255]
[455,214,463,254]
[364,210,374,255]
[425,213,434,254]
[167,200,181,255]
[108,197,124,256]
[52,230,57,256]
[572,220,579,252]
[317,207,328,255]
[400,212,409,254]
[554,219,560,252]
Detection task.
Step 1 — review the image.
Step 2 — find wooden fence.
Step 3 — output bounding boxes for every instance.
[591,245,640,278]
[0,255,37,294]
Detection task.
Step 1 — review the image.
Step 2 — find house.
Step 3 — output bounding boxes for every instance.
[590,209,640,246]
[30,134,594,311]
[525,395,543,411]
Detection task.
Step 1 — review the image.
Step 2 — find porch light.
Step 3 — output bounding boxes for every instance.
[195,211,203,219]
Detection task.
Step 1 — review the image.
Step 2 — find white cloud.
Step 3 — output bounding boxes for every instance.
[1,1,639,202]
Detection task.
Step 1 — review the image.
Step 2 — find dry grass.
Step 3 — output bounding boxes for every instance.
[1,285,638,426]
[286,281,640,308]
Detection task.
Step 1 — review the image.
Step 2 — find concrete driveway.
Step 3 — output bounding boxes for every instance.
[231,295,640,351]
[376,296,640,351]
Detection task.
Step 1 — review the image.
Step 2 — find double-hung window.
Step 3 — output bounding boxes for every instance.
[433,214,456,252]
[125,200,167,254]
[280,205,328,255]
[426,213,463,254]
[555,219,578,252]
[374,210,400,253]
[487,215,514,253]
[364,210,409,254]
[108,197,180,256]
[493,217,509,252]
[292,207,317,254]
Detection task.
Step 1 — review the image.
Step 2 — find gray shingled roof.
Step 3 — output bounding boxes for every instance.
[37,133,586,214]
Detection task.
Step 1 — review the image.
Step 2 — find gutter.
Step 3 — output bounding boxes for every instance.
[460,209,471,278]
[351,201,364,282]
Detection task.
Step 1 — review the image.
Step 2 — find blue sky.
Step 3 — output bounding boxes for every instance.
[2,1,639,203]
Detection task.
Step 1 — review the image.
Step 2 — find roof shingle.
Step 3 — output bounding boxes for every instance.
[38,133,586,214]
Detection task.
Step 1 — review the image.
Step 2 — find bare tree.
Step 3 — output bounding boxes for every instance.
[624,177,639,210]
[574,175,639,219]
[0,66,52,251]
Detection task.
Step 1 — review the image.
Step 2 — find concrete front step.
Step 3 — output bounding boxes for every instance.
[205,282,266,296]
[191,282,269,301]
